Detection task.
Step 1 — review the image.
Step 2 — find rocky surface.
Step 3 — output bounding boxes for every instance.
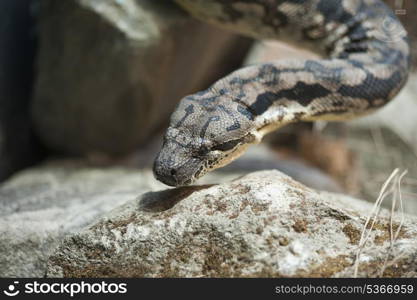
[0,163,165,277]
[0,145,346,278]
[32,0,252,156]
[0,0,43,182]
[1,162,415,278]
[44,170,417,278]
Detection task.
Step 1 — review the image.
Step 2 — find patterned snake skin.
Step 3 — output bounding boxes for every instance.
[153,0,410,186]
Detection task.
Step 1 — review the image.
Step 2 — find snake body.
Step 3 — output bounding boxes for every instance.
[153,0,410,187]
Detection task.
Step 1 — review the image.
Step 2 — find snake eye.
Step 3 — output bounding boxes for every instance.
[212,138,242,152]
[197,146,209,156]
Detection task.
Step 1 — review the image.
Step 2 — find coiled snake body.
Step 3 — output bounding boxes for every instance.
[154,0,410,186]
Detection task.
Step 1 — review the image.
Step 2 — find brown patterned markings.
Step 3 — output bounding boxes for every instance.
[366,220,411,244]
[204,194,229,215]
[238,198,270,215]
[342,223,361,244]
[293,219,308,233]
[278,236,290,246]
[297,255,352,277]
[229,183,251,194]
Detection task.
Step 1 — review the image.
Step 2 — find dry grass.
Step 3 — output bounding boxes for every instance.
[353,168,408,277]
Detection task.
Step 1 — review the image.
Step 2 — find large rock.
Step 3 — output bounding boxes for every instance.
[0,149,344,278]
[32,0,252,156]
[46,170,417,278]
[0,0,43,181]
[0,162,165,277]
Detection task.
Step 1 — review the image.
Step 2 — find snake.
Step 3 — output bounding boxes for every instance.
[153,0,410,187]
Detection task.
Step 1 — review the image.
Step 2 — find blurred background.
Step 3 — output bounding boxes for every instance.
[0,0,416,210]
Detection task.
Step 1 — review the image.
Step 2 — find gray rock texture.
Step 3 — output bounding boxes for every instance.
[0,162,165,277]
[0,142,346,278]
[45,170,417,278]
[32,0,251,156]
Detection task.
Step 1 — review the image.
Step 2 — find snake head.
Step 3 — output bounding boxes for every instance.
[153,91,258,186]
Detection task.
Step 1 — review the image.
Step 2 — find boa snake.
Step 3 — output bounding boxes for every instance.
[153,0,410,186]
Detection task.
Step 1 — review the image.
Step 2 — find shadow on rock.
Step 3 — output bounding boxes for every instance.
[138,185,214,212]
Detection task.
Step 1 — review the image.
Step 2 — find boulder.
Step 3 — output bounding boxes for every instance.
[0,162,165,277]
[32,0,252,156]
[45,170,417,278]
[0,148,344,277]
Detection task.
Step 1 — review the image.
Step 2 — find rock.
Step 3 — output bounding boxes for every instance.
[0,158,249,277]
[32,0,252,156]
[0,162,166,277]
[0,0,43,181]
[45,170,417,278]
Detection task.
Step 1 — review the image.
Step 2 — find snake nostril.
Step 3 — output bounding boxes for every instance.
[170,169,177,176]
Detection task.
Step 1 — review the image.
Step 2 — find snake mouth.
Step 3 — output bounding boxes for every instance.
[153,141,215,187]
[153,156,201,187]
[153,152,223,187]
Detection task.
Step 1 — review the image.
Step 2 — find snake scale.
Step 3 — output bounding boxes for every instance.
[153,0,410,187]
